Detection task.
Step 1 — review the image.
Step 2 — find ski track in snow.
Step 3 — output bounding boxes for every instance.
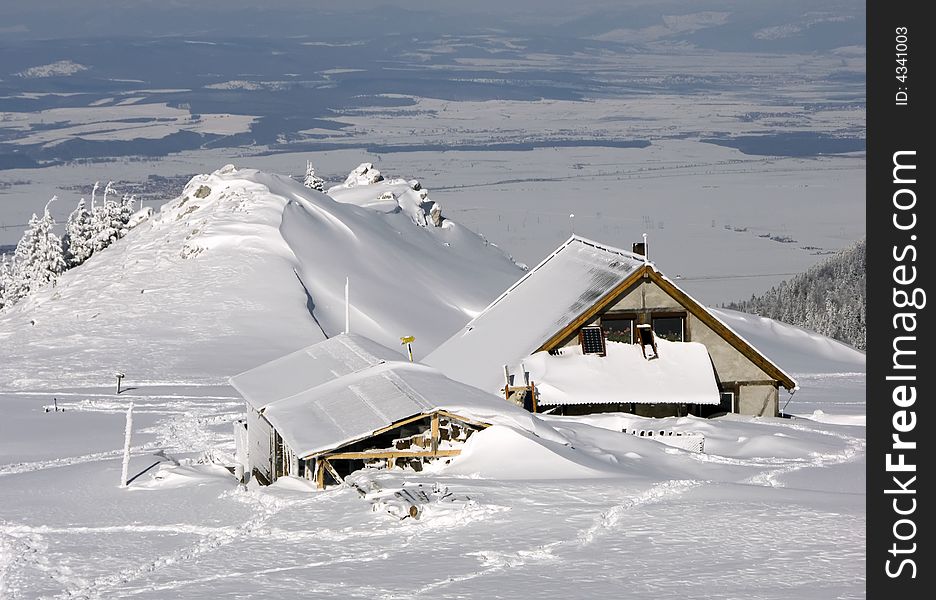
[0,385,864,598]
[54,490,315,600]
[395,418,865,599]
[0,388,244,479]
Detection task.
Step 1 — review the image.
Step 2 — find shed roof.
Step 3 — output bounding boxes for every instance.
[424,236,646,393]
[230,333,560,459]
[262,360,550,459]
[230,333,402,411]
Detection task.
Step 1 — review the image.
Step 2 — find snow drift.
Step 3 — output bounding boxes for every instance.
[0,164,522,389]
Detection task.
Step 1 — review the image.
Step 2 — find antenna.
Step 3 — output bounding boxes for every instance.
[344,277,350,334]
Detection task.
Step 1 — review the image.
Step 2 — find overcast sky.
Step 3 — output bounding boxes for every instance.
[1,0,863,48]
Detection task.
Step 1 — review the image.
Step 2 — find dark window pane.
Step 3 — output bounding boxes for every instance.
[653,316,684,342]
[603,318,634,343]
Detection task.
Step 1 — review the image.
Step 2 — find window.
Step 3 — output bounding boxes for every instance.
[652,316,684,342]
[602,316,635,344]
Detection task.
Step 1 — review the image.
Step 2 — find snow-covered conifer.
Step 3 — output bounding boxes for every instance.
[62,198,94,267]
[89,182,126,252]
[303,161,325,191]
[725,239,866,350]
[0,255,11,310]
[12,198,67,298]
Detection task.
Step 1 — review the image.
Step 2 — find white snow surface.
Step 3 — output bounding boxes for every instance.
[524,339,721,406]
[0,164,522,389]
[0,165,865,600]
[711,307,865,375]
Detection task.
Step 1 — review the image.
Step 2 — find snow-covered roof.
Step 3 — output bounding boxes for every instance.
[229,333,403,411]
[262,360,548,459]
[425,235,647,393]
[425,234,797,394]
[230,332,557,458]
[524,340,721,406]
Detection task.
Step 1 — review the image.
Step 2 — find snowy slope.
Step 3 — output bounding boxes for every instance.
[0,164,865,600]
[711,307,865,375]
[0,164,522,389]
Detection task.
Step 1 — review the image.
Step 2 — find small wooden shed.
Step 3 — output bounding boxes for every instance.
[230,333,537,487]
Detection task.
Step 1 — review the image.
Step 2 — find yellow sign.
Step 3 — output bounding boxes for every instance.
[400,336,415,345]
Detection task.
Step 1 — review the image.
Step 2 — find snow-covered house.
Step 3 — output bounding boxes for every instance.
[229,333,540,487]
[425,236,797,417]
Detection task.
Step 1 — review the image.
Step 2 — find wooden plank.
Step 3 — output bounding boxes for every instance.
[537,265,649,353]
[430,413,440,454]
[300,412,434,460]
[647,271,797,390]
[323,449,461,461]
[435,410,491,430]
[315,459,325,489]
[322,459,344,485]
[370,413,431,437]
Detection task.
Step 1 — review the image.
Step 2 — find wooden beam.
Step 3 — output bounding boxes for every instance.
[322,459,344,485]
[536,265,649,353]
[647,271,797,390]
[430,413,440,454]
[435,410,491,430]
[322,449,461,461]
[301,412,435,460]
[315,459,325,489]
[370,413,431,437]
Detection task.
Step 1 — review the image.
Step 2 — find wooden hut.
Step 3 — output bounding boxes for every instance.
[230,333,538,487]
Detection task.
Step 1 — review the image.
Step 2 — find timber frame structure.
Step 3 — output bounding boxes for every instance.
[302,410,490,489]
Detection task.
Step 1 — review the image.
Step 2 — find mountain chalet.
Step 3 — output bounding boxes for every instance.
[425,236,797,418]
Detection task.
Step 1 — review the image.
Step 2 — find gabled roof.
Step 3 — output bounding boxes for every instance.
[230,334,556,459]
[424,236,647,394]
[230,333,402,411]
[425,235,797,394]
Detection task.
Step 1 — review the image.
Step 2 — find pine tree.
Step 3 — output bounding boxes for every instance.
[724,239,866,350]
[0,254,11,311]
[12,198,67,298]
[62,198,94,267]
[89,181,125,252]
[303,161,325,192]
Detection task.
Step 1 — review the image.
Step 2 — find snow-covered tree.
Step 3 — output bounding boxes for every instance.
[11,198,67,298]
[89,181,130,252]
[0,254,12,311]
[62,198,94,267]
[725,239,866,350]
[303,161,325,192]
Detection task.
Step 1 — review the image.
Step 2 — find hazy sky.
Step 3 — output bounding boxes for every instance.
[1,0,864,49]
